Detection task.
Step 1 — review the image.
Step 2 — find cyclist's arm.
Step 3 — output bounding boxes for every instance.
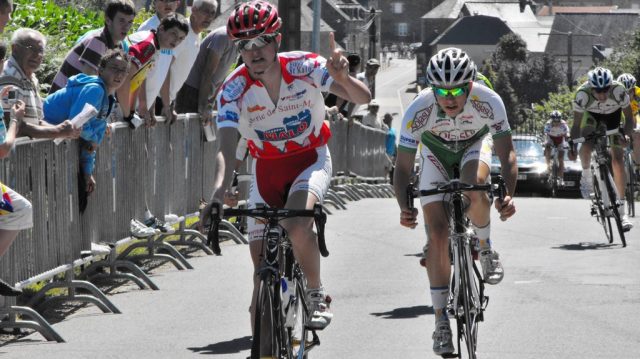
[329,76,371,105]
[493,134,517,197]
[210,127,239,204]
[393,149,415,210]
[198,49,221,115]
[570,111,582,140]
[622,104,634,136]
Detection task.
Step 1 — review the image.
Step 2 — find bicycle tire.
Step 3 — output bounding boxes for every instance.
[252,278,279,359]
[603,170,627,246]
[284,276,311,359]
[592,173,613,243]
[626,153,636,217]
[458,245,478,359]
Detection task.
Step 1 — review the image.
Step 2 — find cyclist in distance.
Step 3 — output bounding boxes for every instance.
[543,110,570,186]
[617,73,640,180]
[393,47,517,355]
[570,67,634,230]
[198,0,370,331]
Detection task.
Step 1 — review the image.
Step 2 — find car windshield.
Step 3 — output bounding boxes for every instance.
[514,139,543,157]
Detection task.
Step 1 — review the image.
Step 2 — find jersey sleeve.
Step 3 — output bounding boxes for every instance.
[543,121,551,135]
[398,91,430,152]
[481,91,511,138]
[308,54,333,92]
[612,83,630,107]
[215,72,246,130]
[573,89,589,113]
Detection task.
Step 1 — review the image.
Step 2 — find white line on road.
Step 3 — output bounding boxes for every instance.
[397,84,408,117]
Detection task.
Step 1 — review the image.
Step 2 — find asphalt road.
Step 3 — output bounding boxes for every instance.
[1,196,639,358]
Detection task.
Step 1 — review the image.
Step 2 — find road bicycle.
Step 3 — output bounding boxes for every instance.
[407,169,507,359]
[209,203,329,359]
[571,127,627,246]
[546,145,563,197]
[623,144,636,217]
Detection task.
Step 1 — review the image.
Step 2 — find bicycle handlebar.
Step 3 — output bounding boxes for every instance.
[570,127,623,145]
[406,176,508,211]
[208,203,329,257]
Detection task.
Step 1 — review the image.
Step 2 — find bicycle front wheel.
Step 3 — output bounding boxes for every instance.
[284,276,314,359]
[626,152,636,217]
[592,173,614,243]
[252,278,279,359]
[458,246,480,359]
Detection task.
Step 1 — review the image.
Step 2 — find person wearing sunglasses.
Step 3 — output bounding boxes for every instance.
[199,0,370,334]
[393,47,517,356]
[570,67,634,231]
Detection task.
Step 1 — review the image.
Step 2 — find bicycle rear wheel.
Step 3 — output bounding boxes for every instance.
[457,246,479,359]
[592,174,613,243]
[252,278,279,359]
[603,170,627,247]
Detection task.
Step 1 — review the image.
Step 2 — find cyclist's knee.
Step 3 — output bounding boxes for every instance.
[282,217,314,240]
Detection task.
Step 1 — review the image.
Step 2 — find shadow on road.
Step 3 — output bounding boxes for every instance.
[188,335,252,355]
[371,305,434,319]
[553,242,619,251]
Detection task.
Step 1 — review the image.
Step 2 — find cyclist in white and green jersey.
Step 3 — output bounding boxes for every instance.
[393,48,517,356]
[570,67,634,230]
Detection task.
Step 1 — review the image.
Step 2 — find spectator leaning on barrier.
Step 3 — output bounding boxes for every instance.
[44,49,131,211]
[49,0,136,94]
[166,0,218,125]
[357,58,380,98]
[362,99,382,129]
[0,40,33,297]
[0,28,81,140]
[176,25,238,124]
[136,0,180,124]
[117,15,188,128]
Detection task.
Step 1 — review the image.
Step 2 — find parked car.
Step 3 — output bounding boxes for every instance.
[491,135,548,194]
[491,135,582,196]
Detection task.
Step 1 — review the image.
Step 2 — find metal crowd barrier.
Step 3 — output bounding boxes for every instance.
[0,113,389,342]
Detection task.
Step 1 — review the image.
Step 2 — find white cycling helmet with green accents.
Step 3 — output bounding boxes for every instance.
[616,73,636,91]
[587,67,613,89]
[426,47,476,88]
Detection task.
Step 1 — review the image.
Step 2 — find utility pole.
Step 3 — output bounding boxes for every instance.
[538,30,600,90]
[279,0,301,52]
[368,7,377,60]
[311,0,321,53]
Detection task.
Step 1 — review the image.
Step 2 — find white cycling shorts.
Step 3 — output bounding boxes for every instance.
[418,135,493,206]
[0,183,33,231]
[246,145,332,242]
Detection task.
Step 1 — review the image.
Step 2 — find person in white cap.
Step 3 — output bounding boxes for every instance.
[362,99,382,129]
[357,58,380,97]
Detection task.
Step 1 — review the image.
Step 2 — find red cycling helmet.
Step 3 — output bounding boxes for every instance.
[227,0,281,40]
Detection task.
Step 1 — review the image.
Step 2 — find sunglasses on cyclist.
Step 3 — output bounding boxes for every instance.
[593,86,610,94]
[236,34,278,52]
[432,85,468,98]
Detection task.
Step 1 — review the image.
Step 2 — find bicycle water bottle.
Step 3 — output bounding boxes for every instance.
[281,277,297,328]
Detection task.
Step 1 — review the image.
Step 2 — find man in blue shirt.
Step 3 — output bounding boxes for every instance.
[44,49,131,210]
[383,113,397,184]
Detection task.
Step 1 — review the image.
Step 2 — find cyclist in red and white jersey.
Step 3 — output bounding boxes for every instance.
[199,0,370,331]
[543,110,570,186]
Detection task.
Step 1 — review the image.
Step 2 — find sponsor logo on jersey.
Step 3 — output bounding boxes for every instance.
[426,154,448,178]
[459,115,473,125]
[218,110,240,124]
[248,105,266,113]
[255,109,311,141]
[400,135,419,147]
[320,69,331,86]
[411,104,433,132]
[222,76,247,102]
[286,59,315,77]
[491,120,506,132]
[438,129,477,141]
[470,100,494,119]
[281,89,307,102]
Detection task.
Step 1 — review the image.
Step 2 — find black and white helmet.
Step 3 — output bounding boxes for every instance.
[587,67,613,89]
[550,110,562,122]
[426,47,476,88]
[616,73,636,91]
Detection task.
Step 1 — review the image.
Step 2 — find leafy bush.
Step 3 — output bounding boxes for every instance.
[3,0,152,94]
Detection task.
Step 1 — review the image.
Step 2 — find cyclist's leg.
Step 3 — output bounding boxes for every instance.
[282,145,333,329]
[544,143,552,169]
[461,135,503,284]
[418,150,454,354]
[610,139,627,200]
[558,145,566,180]
[579,113,596,197]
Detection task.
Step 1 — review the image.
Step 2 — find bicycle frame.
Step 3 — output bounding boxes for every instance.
[572,127,627,246]
[209,204,328,359]
[407,174,506,359]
